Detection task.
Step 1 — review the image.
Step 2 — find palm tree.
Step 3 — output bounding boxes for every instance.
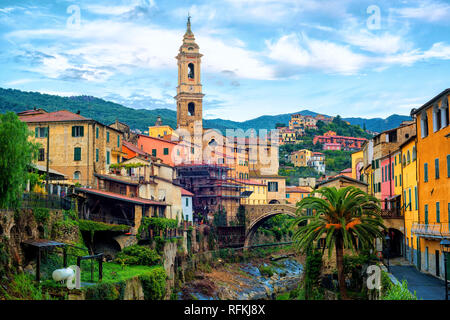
[292,186,385,300]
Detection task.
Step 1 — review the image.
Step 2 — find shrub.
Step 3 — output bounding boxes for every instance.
[78,220,129,233]
[33,208,50,224]
[84,282,126,300]
[139,217,177,237]
[115,245,161,266]
[139,266,167,300]
[382,280,417,300]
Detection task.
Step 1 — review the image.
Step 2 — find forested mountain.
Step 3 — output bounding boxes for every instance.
[0,88,411,133]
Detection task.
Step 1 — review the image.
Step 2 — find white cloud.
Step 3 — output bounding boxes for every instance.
[7,19,275,81]
[393,1,450,23]
[85,0,156,16]
[382,42,450,66]
[342,29,410,55]
[266,33,368,75]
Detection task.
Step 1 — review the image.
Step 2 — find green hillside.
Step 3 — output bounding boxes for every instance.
[0,87,411,133]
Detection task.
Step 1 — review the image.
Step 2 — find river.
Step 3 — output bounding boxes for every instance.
[178,252,304,300]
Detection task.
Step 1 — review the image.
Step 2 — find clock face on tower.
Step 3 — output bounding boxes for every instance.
[189,86,194,91]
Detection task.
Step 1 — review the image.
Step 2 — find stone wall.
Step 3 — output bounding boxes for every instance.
[0,208,80,269]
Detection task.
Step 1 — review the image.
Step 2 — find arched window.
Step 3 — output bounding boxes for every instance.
[407,151,410,164]
[74,171,81,180]
[188,63,194,79]
[412,146,417,161]
[188,102,195,116]
[421,111,429,138]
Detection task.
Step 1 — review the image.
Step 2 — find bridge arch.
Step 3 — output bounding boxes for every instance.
[243,204,298,247]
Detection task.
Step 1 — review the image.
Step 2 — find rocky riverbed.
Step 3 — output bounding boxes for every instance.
[179,254,304,300]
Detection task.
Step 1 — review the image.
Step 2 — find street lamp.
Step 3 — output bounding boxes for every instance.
[385,234,391,272]
[439,239,450,300]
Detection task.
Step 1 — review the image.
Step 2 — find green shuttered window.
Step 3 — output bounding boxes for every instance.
[74,147,81,161]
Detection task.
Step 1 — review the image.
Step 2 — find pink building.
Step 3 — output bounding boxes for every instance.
[380,154,395,210]
[323,142,341,150]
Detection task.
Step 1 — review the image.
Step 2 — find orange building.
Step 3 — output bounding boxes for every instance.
[285,186,310,204]
[122,141,149,160]
[137,134,178,166]
[411,88,450,280]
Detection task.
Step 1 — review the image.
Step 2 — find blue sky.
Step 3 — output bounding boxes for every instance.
[0,0,449,121]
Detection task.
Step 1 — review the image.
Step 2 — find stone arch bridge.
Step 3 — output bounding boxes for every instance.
[243,204,298,247]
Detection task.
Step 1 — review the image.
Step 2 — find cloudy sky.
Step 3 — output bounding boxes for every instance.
[0,0,449,121]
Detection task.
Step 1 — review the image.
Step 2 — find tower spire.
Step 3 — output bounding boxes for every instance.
[186,13,192,36]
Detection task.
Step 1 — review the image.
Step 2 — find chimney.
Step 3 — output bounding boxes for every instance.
[76,110,80,114]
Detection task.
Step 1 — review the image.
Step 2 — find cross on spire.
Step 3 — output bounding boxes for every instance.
[186,13,192,33]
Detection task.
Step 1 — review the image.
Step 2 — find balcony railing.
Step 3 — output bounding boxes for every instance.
[380,199,402,219]
[85,213,135,227]
[412,223,450,239]
[22,192,75,210]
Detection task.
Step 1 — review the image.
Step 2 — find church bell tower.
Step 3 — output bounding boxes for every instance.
[175,16,204,135]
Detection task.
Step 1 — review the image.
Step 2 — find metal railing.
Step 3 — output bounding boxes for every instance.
[412,223,450,238]
[83,213,134,227]
[380,200,402,219]
[21,192,75,210]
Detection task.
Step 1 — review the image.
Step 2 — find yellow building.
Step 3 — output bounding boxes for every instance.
[411,88,450,279]
[19,109,124,186]
[399,137,419,265]
[290,149,312,167]
[239,179,267,205]
[280,129,297,145]
[351,149,364,180]
[250,173,286,204]
[148,116,178,140]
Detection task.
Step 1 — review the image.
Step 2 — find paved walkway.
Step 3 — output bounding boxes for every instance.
[389,264,447,300]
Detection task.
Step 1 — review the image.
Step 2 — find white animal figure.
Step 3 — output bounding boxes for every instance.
[52,267,75,282]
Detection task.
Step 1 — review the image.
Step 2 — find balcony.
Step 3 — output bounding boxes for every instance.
[380,199,402,219]
[412,223,450,239]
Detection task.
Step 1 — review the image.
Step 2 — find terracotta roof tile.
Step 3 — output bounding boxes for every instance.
[19,110,90,123]
[76,187,166,205]
[181,188,194,196]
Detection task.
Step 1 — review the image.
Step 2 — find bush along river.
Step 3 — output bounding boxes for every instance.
[178,246,304,300]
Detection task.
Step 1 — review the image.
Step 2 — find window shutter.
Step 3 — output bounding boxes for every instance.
[435,158,439,179]
[80,126,84,137]
[415,186,418,210]
[72,126,75,137]
[436,202,440,223]
[74,147,81,161]
[35,127,38,138]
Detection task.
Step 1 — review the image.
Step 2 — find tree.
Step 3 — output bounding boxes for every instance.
[292,186,385,299]
[275,123,287,128]
[236,205,246,226]
[0,112,38,209]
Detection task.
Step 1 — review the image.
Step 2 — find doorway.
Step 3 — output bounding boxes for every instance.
[435,250,440,277]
